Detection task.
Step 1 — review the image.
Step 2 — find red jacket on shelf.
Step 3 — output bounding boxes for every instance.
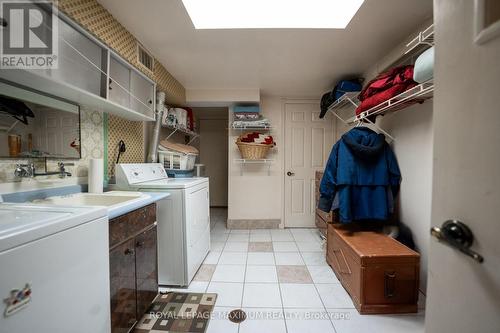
[356,65,417,115]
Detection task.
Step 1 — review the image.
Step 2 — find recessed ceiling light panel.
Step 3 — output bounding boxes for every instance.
[182,0,364,29]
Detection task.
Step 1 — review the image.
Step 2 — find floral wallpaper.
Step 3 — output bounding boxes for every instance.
[0,107,104,183]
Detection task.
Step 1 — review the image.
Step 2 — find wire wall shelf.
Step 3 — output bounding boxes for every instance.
[234,159,274,176]
[327,23,435,143]
[231,123,273,131]
[350,81,434,123]
[162,124,199,144]
[404,24,434,55]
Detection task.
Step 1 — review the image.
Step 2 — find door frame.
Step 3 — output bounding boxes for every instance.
[281,97,336,228]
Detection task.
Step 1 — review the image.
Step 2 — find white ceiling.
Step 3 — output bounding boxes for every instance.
[98,0,432,97]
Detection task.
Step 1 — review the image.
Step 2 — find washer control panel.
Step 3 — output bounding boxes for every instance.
[116,163,168,185]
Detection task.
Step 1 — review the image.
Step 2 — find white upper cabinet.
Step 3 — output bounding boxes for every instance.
[0,10,156,122]
[130,70,155,117]
[48,19,105,97]
[108,54,156,119]
[109,55,131,108]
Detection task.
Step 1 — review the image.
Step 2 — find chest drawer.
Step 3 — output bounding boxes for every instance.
[109,204,156,248]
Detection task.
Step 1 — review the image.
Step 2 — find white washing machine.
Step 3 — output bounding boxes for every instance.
[115,163,210,286]
[0,204,110,333]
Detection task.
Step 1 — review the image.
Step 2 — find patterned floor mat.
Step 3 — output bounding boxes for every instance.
[133,292,217,333]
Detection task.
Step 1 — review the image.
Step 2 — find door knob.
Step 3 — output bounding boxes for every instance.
[430,220,484,263]
[287,171,295,176]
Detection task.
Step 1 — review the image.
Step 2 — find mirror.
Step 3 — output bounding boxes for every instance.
[0,81,81,159]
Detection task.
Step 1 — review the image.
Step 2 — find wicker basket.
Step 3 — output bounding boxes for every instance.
[236,139,272,159]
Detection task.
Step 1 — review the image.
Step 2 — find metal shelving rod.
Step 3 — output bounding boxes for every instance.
[165,127,178,141]
[187,134,199,145]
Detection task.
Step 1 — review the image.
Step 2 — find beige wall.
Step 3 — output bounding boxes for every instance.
[228,96,284,223]
[378,104,433,292]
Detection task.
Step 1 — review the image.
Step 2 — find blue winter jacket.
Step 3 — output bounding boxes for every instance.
[318,127,401,223]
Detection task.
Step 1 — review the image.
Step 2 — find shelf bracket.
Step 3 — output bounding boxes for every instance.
[165,127,178,141]
[187,134,199,145]
[330,109,350,126]
[362,117,396,142]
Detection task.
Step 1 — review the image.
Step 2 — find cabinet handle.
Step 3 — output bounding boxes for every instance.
[384,271,396,298]
[136,241,145,248]
[108,78,113,90]
[124,248,134,256]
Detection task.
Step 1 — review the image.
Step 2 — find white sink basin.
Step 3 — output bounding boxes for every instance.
[33,191,148,209]
[0,209,71,227]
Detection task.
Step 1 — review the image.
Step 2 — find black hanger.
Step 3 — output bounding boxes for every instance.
[116,140,126,164]
[0,96,35,125]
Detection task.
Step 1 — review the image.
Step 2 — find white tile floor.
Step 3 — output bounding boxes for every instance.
[161,208,425,333]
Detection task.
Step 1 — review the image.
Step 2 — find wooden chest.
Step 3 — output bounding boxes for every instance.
[327,223,420,314]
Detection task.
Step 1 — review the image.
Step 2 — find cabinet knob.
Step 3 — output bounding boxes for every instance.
[136,241,145,248]
[148,100,152,104]
[124,248,134,256]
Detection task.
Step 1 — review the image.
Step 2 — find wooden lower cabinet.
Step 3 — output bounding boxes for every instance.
[135,227,158,319]
[110,240,137,333]
[109,204,158,333]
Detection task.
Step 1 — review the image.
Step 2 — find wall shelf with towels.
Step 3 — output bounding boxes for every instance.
[327,24,435,142]
[349,80,434,123]
[230,123,274,131]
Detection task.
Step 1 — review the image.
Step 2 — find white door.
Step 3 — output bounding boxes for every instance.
[284,100,334,227]
[426,1,500,332]
[36,108,80,158]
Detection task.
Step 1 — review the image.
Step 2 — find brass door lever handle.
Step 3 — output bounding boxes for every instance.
[431,220,484,263]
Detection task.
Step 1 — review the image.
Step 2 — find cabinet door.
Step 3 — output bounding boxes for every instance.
[49,19,104,96]
[110,239,137,333]
[135,226,158,319]
[130,70,155,118]
[109,56,131,109]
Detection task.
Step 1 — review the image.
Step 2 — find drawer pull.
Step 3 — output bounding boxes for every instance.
[333,248,351,274]
[384,271,396,298]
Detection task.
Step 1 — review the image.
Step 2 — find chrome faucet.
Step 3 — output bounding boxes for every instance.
[57,162,73,178]
[14,163,35,178]
[14,162,73,179]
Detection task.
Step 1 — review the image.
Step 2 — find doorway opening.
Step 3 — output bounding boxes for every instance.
[192,107,229,229]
